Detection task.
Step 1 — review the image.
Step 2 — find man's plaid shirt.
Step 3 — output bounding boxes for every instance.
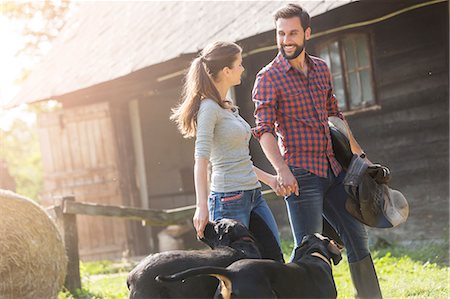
[252,52,344,178]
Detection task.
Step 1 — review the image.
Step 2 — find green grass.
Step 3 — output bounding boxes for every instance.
[282,239,449,299]
[59,240,449,299]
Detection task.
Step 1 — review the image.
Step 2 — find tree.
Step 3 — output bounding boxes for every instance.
[0,1,74,200]
[1,1,73,59]
[0,117,43,200]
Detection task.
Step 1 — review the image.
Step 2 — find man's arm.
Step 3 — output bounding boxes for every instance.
[252,73,299,196]
[342,120,366,157]
[342,120,372,163]
[259,133,299,196]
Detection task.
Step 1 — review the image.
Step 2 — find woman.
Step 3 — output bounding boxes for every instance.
[170,41,282,256]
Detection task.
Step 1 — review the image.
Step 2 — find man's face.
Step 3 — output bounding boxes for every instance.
[276,17,311,60]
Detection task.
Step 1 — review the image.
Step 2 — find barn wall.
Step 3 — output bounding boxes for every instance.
[343,2,449,244]
[138,87,196,210]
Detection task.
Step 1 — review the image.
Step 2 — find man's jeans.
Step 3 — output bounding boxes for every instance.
[285,166,370,263]
[209,188,281,247]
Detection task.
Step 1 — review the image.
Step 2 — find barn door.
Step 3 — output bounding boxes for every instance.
[37,101,132,260]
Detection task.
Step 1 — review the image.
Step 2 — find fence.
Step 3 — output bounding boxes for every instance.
[46,196,196,295]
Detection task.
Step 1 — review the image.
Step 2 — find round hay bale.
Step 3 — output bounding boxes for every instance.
[0,189,67,299]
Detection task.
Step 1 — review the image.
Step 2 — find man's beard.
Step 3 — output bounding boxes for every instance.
[280,38,306,60]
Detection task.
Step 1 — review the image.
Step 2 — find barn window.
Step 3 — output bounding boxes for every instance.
[318,34,376,111]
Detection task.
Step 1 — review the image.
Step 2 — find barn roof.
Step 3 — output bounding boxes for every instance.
[9,1,354,107]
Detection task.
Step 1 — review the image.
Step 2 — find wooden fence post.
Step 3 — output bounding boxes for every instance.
[55,196,81,294]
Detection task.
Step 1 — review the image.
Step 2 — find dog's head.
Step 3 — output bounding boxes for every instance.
[200,218,255,249]
[292,233,342,266]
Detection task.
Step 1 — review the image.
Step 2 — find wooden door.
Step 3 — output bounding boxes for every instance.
[38,102,131,260]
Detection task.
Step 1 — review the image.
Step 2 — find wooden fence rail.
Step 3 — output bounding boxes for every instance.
[46,191,279,295]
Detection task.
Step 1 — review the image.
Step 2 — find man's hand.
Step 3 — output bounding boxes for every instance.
[276,166,299,196]
[258,133,299,196]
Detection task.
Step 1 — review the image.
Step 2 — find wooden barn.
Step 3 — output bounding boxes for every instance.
[10,0,448,260]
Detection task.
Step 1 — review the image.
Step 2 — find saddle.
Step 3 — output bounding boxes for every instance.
[328,117,409,228]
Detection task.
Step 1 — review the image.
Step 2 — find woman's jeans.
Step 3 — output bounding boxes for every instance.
[285,166,370,263]
[208,188,281,247]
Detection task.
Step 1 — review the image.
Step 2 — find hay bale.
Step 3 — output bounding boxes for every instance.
[0,189,67,299]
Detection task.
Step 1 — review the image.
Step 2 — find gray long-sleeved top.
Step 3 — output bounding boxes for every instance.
[195,99,261,192]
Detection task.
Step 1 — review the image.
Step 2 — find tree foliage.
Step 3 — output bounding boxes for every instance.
[1,0,73,58]
[0,117,43,200]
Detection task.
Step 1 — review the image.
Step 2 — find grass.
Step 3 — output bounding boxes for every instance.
[59,240,449,299]
[281,239,449,299]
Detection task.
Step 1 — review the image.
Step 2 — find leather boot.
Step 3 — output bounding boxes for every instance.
[349,255,382,299]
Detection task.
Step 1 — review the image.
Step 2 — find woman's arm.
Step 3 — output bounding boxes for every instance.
[253,165,284,196]
[193,158,210,238]
[192,100,218,238]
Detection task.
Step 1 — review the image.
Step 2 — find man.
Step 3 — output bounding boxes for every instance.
[252,3,382,298]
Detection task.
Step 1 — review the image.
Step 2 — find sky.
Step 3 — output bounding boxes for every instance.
[0,16,24,104]
[0,16,38,130]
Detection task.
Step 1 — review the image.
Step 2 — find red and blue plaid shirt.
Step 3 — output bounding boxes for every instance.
[252,52,344,178]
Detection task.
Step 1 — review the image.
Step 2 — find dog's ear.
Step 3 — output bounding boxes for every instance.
[327,240,343,265]
[201,221,217,248]
[204,221,214,235]
[292,235,313,261]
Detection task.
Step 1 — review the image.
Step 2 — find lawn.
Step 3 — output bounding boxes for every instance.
[59,240,449,299]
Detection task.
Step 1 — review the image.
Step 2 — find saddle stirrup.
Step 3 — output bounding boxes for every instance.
[349,255,382,299]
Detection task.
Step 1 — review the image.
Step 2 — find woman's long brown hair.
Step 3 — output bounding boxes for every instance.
[170,41,242,138]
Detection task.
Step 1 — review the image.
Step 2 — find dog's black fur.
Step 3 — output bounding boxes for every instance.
[158,233,342,299]
[127,218,261,299]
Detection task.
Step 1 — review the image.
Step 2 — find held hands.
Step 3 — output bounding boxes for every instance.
[193,204,209,239]
[275,166,299,197]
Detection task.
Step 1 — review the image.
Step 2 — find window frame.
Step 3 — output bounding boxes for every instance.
[315,32,378,112]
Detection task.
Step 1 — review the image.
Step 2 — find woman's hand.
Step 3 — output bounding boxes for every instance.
[276,166,299,197]
[193,204,209,239]
[267,174,283,196]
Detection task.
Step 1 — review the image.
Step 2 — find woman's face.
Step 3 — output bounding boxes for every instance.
[228,53,245,86]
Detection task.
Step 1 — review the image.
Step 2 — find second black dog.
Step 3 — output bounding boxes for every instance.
[158,233,342,299]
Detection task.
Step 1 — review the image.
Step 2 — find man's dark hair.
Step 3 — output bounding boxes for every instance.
[273,3,311,30]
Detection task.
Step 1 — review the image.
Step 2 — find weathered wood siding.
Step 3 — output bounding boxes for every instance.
[38,102,142,259]
[345,2,449,244]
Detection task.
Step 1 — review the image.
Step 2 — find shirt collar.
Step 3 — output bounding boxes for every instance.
[276,52,317,73]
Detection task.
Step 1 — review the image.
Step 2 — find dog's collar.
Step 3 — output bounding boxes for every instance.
[311,252,331,267]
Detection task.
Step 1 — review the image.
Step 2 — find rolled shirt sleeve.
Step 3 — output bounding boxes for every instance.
[251,73,278,140]
[194,99,218,159]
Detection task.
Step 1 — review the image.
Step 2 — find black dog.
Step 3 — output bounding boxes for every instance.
[127,218,261,299]
[158,233,342,299]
